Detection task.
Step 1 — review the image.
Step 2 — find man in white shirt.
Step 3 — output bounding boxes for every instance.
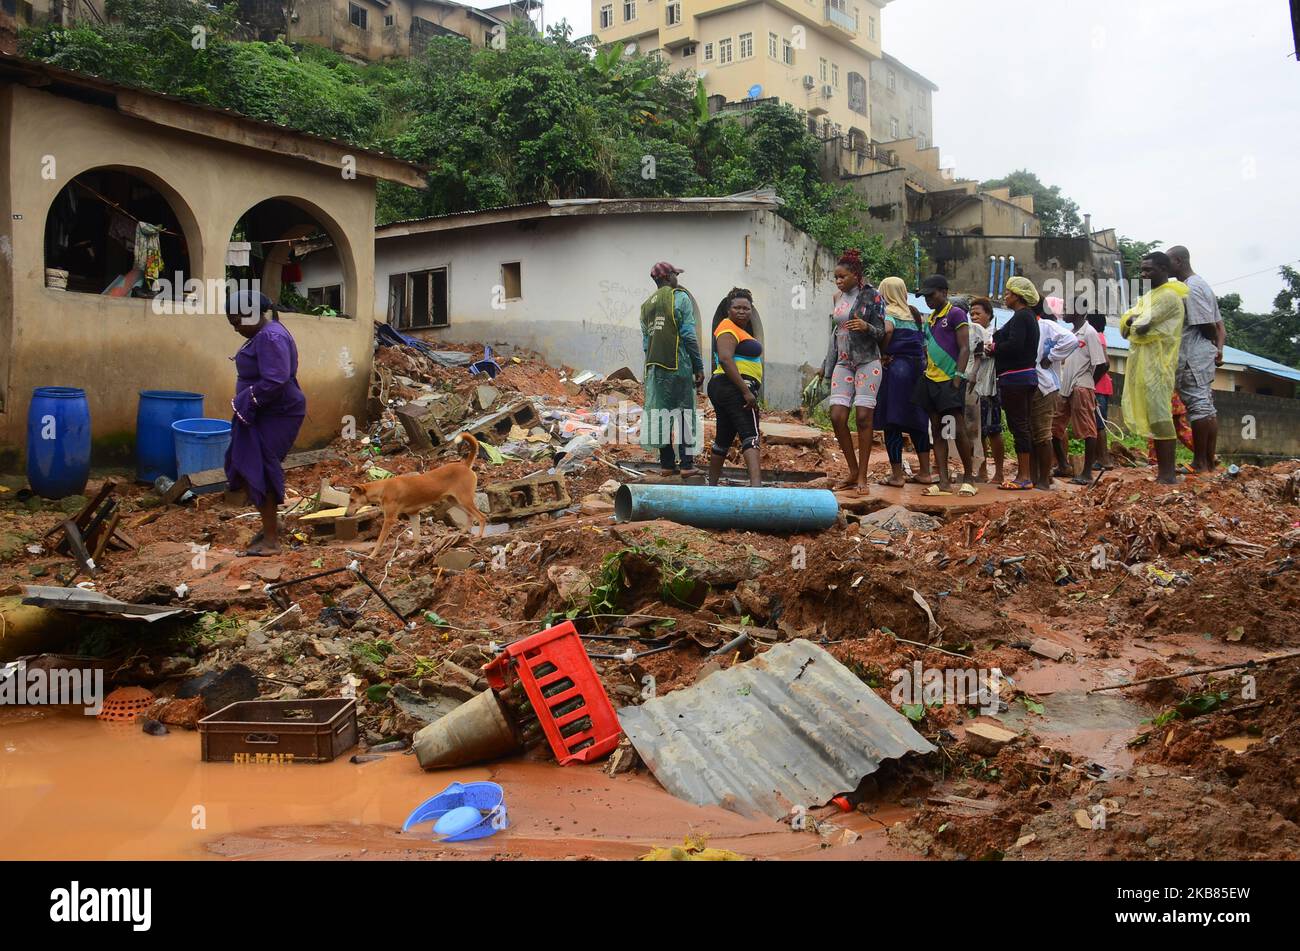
[1030,298,1083,489]
[1052,310,1109,482]
[1168,246,1225,472]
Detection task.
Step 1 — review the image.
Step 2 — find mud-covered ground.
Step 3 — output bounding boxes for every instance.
[3,339,1297,860]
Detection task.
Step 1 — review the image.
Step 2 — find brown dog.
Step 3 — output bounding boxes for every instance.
[348,432,488,552]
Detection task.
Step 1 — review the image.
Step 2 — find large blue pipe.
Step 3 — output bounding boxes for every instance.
[614,484,839,533]
[987,256,996,296]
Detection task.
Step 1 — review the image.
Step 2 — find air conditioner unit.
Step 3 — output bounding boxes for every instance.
[802,75,815,89]
[822,84,834,98]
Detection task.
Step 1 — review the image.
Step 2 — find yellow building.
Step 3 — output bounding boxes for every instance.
[592,0,890,142]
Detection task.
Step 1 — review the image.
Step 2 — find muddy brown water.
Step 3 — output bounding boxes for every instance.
[0,708,916,861]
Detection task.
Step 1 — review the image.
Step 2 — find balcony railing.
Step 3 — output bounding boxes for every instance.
[824,3,858,34]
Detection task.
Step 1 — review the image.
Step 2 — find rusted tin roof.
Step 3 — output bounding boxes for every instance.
[618,639,936,819]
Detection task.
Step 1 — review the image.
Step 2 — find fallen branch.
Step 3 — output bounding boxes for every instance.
[1089,649,1300,693]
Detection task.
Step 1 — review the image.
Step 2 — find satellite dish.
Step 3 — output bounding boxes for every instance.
[746,84,763,100]
[623,42,637,57]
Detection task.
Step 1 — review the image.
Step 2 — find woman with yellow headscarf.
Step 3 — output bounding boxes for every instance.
[874,276,935,486]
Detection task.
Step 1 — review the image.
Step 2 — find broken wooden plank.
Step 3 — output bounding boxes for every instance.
[61,520,97,578]
[283,449,340,469]
[45,481,115,541]
[91,510,121,564]
[161,474,193,504]
[109,527,138,551]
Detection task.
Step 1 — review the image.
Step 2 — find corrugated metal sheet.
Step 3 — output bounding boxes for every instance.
[618,640,935,819]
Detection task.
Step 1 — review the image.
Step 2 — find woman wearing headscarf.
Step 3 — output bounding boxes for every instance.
[874,276,935,487]
[987,276,1040,490]
[815,248,887,495]
[707,288,763,487]
[226,290,307,555]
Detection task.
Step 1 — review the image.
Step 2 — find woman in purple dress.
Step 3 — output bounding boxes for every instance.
[226,291,307,556]
[875,277,935,486]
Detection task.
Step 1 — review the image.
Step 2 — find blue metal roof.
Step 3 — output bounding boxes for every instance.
[907,294,1300,385]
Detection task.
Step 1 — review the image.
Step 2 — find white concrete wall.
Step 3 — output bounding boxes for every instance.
[299,208,839,409]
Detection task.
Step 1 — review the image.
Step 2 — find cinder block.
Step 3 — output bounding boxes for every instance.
[484,472,571,520]
[396,404,445,453]
[447,399,540,446]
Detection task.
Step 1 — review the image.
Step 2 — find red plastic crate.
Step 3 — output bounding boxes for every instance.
[483,621,622,765]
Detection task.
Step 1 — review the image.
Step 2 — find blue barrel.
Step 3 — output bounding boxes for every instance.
[136,390,204,483]
[26,386,92,499]
[614,484,839,533]
[172,418,232,486]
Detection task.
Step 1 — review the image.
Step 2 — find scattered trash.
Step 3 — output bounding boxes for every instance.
[97,686,155,722]
[198,698,358,763]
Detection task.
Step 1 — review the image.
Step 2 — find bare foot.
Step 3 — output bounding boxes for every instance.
[242,540,281,557]
[854,478,872,496]
[884,477,907,487]
[834,473,859,490]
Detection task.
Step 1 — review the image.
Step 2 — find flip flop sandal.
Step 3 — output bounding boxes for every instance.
[237,548,277,558]
[958,483,978,497]
[998,480,1034,491]
[923,485,953,496]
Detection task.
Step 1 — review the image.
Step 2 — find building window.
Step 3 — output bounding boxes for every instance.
[600,4,613,28]
[718,37,732,64]
[869,15,876,40]
[681,43,697,57]
[918,133,928,149]
[889,116,899,138]
[349,2,367,29]
[887,69,896,92]
[739,32,753,59]
[623,0,636,22]
[819,57,828,82]
[831,63,839,87]
[307,285,343,312]
[847,71,867,115]
[647,48,662,62]
[389,269,449,330]
[703,42,714,61]
[502,262,522,300]
[666,2,680,25]
[782,38,794,65]
[384,14,394,26]
[919,90,928,111]
[768,32,778,58]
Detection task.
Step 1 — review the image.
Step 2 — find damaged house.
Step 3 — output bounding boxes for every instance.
[0,53,426,467]
[296,195,839,410]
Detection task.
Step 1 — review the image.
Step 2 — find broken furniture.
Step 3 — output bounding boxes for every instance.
[617,639,936,818]
[39,482,138,577]
[198,698,358,763]
[295,504,380,542]
[484,471,571,521]
[613,484,839,533]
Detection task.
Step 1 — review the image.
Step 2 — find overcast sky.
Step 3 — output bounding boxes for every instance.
[511,0,1298,311]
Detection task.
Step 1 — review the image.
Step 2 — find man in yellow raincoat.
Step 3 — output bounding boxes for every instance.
[1120,251,1188,484]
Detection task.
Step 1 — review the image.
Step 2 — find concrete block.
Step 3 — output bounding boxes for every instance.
[484,472,572,520]
[964,723,1018,757]
[395,403,445,453]
[447,399,541,446]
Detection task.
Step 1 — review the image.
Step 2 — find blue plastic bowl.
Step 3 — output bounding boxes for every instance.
[401,781,508,842]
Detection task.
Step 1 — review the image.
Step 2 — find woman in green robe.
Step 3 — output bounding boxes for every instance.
[640,262,705,476]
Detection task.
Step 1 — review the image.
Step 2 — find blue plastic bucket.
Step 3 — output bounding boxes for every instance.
[136,390,204,483]
[26,386,91,499]
[172,418,232,485]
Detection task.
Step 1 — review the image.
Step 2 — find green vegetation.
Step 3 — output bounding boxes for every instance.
[20,2,918,265]
[1220,266,1300,369]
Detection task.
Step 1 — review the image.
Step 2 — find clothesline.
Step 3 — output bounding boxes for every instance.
[72,178,182,239]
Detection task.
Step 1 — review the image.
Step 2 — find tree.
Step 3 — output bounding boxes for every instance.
[1219,267,1300,368]
[1117,236,1163,285]
[980,169,1083,237]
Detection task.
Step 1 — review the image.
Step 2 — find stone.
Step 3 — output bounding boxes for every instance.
[963,723,1018,756]
[579,494,615,516]
[859,504,941,534]
[598,480,621,496]
[389,683,464,726]
[474,385,500,411]
[175,663,259,712]
[605,736,641,776]
[307,637,348,660]
[547,564,593,602]
[758,420,823,446]
[1028,638,1074,662]
[244,629,269,651]
[158,655,194,677]
[434,548,478,571]
[156,696,205,729]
